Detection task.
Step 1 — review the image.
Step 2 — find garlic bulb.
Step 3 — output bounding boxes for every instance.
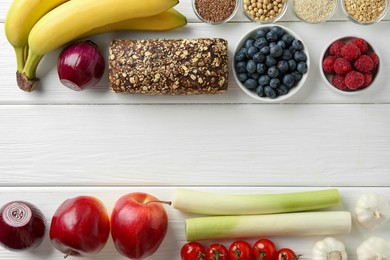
[312,237,348,260]
[355,192,390,229]
[356,236,390,260]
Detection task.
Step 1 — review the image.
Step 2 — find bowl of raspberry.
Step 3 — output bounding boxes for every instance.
[320,36,380,95]
[233,25,310,102]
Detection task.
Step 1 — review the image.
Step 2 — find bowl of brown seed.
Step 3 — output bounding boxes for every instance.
[192,0,240,24]
[291,0,337,23]
[242,0,288,23]
[341,0,389,25]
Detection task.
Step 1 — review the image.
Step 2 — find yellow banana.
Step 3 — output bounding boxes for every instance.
[5,0,70,71]
[20,0,179,91]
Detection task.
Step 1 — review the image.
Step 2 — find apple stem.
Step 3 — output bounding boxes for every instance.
[145,200,172,206]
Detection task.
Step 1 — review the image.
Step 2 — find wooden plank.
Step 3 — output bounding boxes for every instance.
[1,104,389,187]
[0,186,389,259]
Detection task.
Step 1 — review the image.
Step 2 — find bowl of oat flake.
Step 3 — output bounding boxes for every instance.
[193,0,239,24]
[292,0,337,23]
[342,0,389,24]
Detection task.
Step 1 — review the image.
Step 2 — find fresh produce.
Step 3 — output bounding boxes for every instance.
[0,201,46,251]
[228,240,253,260]
[181,241,206,260]
[18,0,180,91]
[356,236,390,260]
[253,239,277,260]
[174,188,340,215]
[206,243,229,260]
[276,248,299,260]
[312,237,347,260]
[185,211,351,241]
[4,0,70,72]
[355,192,390,229]
[57,41,105,91]
[110,192,171,259]
[49,196,110,257]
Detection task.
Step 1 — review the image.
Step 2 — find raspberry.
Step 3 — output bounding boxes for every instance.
[331,74,347,90]
[345,71,364,90]
[322,56,336,74]
[351,38,368,53]
[329,40,345,57]
[333,58,352,75]
[367,52,379,68]
[354,55,374,73]
[363,72,373,87]
[341,43,361,61]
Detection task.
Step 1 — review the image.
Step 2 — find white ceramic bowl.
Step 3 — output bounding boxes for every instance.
[320,36,381,95]
[233,25,310,102]
[192,0,239,24]
[341,0,389,25]
[291,0,337,24]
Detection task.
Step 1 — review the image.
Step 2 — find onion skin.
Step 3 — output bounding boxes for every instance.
[57,41,105,91]
[0,201,46,251]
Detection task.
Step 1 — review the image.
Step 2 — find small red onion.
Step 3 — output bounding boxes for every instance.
[57,41,105,91]
[0,201,46,251]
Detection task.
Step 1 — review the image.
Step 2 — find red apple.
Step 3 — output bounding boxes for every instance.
[49,196,110,258]
[110,192,171,259]
[0,201,46,251]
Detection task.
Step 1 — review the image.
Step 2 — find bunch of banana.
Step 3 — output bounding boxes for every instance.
[5,0,186,92]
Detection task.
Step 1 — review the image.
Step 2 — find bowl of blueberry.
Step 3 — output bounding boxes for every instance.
[233,25,310,102]
[320,36,381,95]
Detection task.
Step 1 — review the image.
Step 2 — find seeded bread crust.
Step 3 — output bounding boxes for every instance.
[108,38,228,95]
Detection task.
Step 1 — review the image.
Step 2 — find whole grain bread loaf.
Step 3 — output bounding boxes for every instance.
[108,38,228,95]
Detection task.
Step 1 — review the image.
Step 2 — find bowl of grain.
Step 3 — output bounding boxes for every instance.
[341,0,389,25]
[243,0,288,23]
[291,0,337,23]
[192,0,239,24]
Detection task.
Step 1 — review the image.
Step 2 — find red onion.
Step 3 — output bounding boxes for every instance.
[0,201,46,251]
[57,41,105,91]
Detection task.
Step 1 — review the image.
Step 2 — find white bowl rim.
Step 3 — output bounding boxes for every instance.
[233,24,311,102]
[319,35,382,96]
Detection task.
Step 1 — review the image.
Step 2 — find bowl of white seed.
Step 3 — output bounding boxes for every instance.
[291,0,337,23]
[341,0,389,25]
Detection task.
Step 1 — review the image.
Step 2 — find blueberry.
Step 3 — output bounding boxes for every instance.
[294,51,307,62]
[255,29,269,39]
[283,74,295,87]
[257,63,267,74]
[288,59,297,71]
[235,61,247,73]
[253,53,265,63]
[264,86,277,99]
[246,60,257,74]
[270,78,281,88]
[244,78,258,89]
[253,38,268,49]
[260,46,270,55]
[238,47,248,57]
[277,40,286,49]
[245,38,255,48]
[247,46,259,58]
[250,72,260,80]
[271,26,285,37]
[258,75,270,86]
[277,84,289,95]
[256,85,264,97]
[297,62,308,74]
[265,55,277,67]
[281,49,293,60]
[291,71,303,82]
[282,33,294,45]
[267,66,279,78]
[270,45,283,58]
[235,51,246,62]
[238,73,248,82]
[266,31,278,42]
[277,60,289,74]
[292,39,303,51]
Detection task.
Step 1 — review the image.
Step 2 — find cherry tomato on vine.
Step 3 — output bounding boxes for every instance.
[181,241,206,260]
[206,243,229,260]
[276,248,300,260]
[252,239,276,260]
[228,240,253,260]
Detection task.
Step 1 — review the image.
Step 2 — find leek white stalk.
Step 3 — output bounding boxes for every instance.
[356,237,390,260]
[355,192,390,229]
[185,211,351,241]
[174,188,340,215]
[312,237,348,260]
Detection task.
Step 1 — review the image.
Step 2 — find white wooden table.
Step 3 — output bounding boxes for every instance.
[1,0,390,259]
